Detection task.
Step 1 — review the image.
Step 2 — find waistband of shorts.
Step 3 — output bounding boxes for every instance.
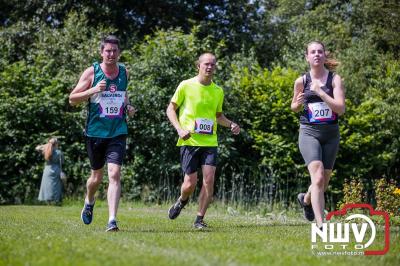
[300,123,339,131]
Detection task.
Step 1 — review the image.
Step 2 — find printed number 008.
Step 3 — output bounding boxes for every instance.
[200,124,211,130]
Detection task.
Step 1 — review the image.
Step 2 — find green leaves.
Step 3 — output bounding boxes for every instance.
[1,2,400,206]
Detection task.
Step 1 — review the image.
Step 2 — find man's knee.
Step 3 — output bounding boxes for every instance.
[202,175,215,188]
[90,170,103,185]
[182,173,197,191]
[108,164,121,184]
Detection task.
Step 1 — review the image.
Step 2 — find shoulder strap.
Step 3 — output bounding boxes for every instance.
[326,71,334,87]
[119,64,128,84]
[92,62,100,72]
[303,72,311,88]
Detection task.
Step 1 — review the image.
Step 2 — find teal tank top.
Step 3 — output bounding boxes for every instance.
[85,62,128,138]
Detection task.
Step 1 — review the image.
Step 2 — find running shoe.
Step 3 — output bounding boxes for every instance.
[297,193,315,221]
[81,201,95,225]
[193,219,208,229]
[168,198,187,219]
[106,220,119,232]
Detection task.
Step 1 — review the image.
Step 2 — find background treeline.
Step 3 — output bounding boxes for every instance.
[1,0,399,209]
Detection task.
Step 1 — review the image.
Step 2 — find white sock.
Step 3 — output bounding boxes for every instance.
[85,198,95,205]
[108,216,116,222]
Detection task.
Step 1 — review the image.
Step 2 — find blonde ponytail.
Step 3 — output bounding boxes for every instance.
[324,51,340,72]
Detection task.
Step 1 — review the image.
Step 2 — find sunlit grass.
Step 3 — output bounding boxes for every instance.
[0,202,399,266]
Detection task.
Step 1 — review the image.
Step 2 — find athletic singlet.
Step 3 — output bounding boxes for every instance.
[85,62,128,138]
[300,71,338,125]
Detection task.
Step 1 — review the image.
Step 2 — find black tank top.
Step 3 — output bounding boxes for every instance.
[299,71,338,125]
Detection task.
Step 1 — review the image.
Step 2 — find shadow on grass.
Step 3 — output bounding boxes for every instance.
[117,223,308,234]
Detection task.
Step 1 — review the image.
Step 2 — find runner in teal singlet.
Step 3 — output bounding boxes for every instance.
[69,35,136,232]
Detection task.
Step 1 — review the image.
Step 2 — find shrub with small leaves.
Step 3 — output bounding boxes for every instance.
[374,178,400,217]
[337,178,366,209]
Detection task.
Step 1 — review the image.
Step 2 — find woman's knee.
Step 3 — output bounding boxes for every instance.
[312,175,325,188]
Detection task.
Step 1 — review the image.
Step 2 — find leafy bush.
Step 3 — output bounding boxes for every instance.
[374,178,400,217]
[337,178,366,210]
[0,13,112,203]
[1,6,400,208]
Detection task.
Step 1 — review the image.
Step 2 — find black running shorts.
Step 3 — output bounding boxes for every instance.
[180,146,217,175]
[86,134,127,170]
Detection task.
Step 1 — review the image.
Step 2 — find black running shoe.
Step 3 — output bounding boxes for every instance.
[106,220,119,232]
[81,201,95,225]
[297,193,315,221]
[168,198,187,220]
[193,219,208,229]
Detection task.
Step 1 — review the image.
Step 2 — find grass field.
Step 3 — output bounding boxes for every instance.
[0,201,399,266]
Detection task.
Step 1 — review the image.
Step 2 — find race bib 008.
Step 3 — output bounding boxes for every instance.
[194,118,214,135]
[307,102,336,123]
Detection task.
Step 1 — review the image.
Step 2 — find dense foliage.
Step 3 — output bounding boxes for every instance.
[1,1,399,208]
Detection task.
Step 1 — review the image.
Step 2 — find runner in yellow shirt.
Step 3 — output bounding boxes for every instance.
[166,52,240,229]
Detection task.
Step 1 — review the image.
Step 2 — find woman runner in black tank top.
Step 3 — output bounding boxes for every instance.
[300,71,338,125]
[290,41,346,228]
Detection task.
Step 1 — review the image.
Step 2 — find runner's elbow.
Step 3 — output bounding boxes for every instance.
[69,96,79,106]
[337,106,345,116]
[291,103,301,112]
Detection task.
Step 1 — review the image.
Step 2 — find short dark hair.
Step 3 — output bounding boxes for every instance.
[196,52,216,66]
[100,35,120,51]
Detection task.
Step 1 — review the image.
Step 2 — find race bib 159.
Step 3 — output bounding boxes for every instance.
[99,90,126,118]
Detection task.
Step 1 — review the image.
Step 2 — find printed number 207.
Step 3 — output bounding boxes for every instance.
[315,109,329,117]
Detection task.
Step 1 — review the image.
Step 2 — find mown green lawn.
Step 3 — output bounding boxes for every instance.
[0,202,399,266]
